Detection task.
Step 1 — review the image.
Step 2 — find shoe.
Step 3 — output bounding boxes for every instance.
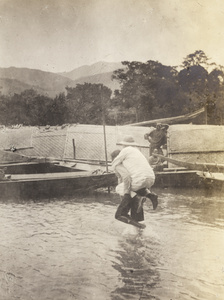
[129,219,146,229]
[119,216,146,229]
[138,223,146,229]
[147,193,158,210]
[137,197,146,213]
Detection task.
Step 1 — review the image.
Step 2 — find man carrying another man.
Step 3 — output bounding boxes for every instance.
[111,135,158,229]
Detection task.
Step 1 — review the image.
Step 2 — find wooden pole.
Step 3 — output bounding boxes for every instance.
[100,85,109,173]
[154,153,224,172]
[100,85,110,193]
[72,139,76,159]
[205,104,208,125]
[103,122,109,173]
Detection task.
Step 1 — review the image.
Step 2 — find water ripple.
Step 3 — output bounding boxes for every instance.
[0,190,224,299]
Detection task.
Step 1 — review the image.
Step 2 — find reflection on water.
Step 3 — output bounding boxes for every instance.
[111,228,161,300]
[0,188,224,300]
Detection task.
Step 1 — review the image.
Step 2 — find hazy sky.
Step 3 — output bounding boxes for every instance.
[1,0,224,73]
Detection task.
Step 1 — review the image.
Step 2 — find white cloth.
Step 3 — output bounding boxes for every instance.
[112,146,155,196]
[115,183,137,197]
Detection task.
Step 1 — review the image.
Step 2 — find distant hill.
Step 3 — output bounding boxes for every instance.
[0,62,123,97]
[73,71,120,91]
[0,78,47,95]
[59,61,123,81]
[0,67,76,97]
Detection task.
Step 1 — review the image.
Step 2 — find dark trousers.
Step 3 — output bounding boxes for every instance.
[115,194,144,222]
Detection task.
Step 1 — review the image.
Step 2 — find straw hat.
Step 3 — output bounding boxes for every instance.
[117,135,138,146]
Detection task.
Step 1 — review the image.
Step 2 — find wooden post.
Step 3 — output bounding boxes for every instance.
[205,104,208,125]
[72,139,76,159]
[100,85,110,193]
[103,123,109,173]
[101,88,109,172]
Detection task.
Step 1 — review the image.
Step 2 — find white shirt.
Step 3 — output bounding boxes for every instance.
[112,146,155,181]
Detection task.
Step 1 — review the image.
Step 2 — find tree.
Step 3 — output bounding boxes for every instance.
[181,50,214,69]
[20,90,53,126]
[0,89,66,126]
[46,93,67,125]
[0,94,10,125]
[112,60,180,122]
[65,83,112,125]
[179,51,224,124]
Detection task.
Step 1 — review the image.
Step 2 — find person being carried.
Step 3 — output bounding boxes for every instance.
[111,135,158,228]
[144,123,169,156]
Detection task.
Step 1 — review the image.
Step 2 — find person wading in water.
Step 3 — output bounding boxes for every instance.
[111,135,158,229]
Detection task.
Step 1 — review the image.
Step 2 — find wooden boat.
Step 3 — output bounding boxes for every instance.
[153,155,224,190]
[1,151,223,199]
[155,154,224,173]
[0,153,117,200]
[197,172,224,190]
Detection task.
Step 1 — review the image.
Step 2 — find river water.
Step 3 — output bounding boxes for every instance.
[0,188,224,300]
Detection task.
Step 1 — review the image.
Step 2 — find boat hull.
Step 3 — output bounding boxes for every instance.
[0,163,223,200]
[154,169,224,191]
[0,172,117,200]
[155,170,202,188]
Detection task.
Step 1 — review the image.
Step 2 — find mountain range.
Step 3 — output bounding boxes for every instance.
[0,62,123,98]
